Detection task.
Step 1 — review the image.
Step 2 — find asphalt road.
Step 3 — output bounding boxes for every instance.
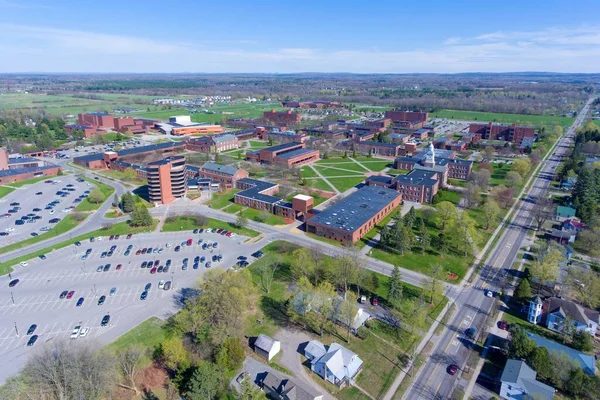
[404,98,593,400]
[0,229,266,384]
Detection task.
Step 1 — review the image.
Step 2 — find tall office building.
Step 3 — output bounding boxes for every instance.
[147,156,187,205]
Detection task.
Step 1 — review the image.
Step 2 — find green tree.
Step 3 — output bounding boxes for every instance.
[352,149,357,158]
[424,264,445,304]
[508,328,535,359]
[130,203,152,227]
[482,199,501,230]
[112,193,119,207]
[453,211,477,256]
[237,379,266,400]
[87,187,104,204]
[504,171,523,188]
[512,158,531,178]
[186,362,224,400]
[215,337,245,371]
[435,201,457,230]
[121,192,135,213]
[161,337,189,371]
[513,278,531,304]
[235,214,248,229]
[404,206,416,229]
[527,346,552,380]
[338,299,358,342]
[122,167,138,182]
[388,265,403,307]
[571,330,594,353]
[530,244,564,293]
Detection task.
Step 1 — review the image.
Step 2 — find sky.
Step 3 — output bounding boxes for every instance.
[0,0,599,73]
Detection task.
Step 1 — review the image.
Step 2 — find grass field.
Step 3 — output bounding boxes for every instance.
[430,109,574,127]
[240,207,286,225]
[303,178,336,192]
[205,189,239,209]
[0,220,158,275]
[160,215,259,237]
[299,166,319,178]
[315,163,368,175]
[223,204,244,214]
[107,317,169,366]
[0,186,15,199]
[76,178,115,211]
[326,177,365,192]
[7,176,50,187]
[359,160,393,171]
[133,102,283,123]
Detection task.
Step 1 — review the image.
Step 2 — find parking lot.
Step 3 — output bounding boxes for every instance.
[0,176,93,246]
[0,229,266,383]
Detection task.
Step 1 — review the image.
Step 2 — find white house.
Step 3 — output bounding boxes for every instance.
[305,341,363,387]
[254,334,281,362]
[529,296,599,336]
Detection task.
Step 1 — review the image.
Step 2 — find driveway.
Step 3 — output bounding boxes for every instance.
[275,327,336,400]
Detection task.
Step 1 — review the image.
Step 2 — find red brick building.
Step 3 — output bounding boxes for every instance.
[78,112,115,128]
[384,110,429,129]
[73,142,186,169]
[246,142,319,168]
[306,186,402,244]
[0,147,61,184]
[263,110,302,126]
[351,140,403,157]
[468,122,535,145]
[147,156,187,205]
[186,134,240,153]
[198,162,248,189]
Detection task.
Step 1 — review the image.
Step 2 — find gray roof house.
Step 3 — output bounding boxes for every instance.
[305,341,363,387]
[500,359,555,400]
[261,371,324,400]
[253,334,281,362]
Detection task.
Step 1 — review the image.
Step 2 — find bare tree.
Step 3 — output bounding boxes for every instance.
[116,345,145,395]
[532,196,555,231]
[333,248,361,300]
[259,259,279,294]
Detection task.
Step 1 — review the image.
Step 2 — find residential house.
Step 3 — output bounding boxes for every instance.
[304,341,363,387]
[254,334,281,362]
[561,219,584,233]
[555,206,576,221]
[261,371,324,400]
[526,332,596,375]
[542,297,599,336]
[500,359,554,400]
[548,228,576,244]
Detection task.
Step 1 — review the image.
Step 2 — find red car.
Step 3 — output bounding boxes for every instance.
[226,232,232,237]
[150,267,157,274]
[66,290,75,299]
[216,229,223,234]
[186,238,193,246]
[371,297,379,306]
[141,248,147,254]
[448,365,459,375]
[116,264,122,271]
[498,320,508,330]
[109,235,114,240]
[126,233,132,239]
[136,249,141,256]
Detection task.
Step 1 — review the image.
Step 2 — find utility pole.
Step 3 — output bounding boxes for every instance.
[14,322,19,337]
[10,292,15,305]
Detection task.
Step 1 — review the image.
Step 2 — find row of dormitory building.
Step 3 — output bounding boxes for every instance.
[0,148,62,184]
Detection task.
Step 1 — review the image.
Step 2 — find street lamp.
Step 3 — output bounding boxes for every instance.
[10,292,15,305]
[14,322,19,337]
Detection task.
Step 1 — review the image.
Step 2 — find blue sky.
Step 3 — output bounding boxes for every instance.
[0,0,598,73]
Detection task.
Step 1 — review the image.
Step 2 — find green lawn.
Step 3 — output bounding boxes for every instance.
[97,169,146,185]
[106,317,169,366]
[249,140,271,148]
[388,169,410,175]
[160,215,259,237]
[303,178,336,192]
[206,189,239,209]
[314,163,368,175]
[240,208,287,225]
[359,160,392,172]
[299,166,319,178]
[433,190,461,205]
[490,162,510,186]
[76,178,115,211]
[430,109,574,127]
[223,203,244,214]
[327,177,365,192]
[8,176,51,187]
[0,220,158,275]
[0,186,15,199]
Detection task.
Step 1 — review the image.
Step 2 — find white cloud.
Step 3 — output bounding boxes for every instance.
[1,23,600,73]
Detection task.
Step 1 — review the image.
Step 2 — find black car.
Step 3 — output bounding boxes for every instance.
[194,256,200,263]
[15,220,24,225]
[237,256,248,261]
[59,290,68,299]
[27,335,38,347]
[38,254,46,259]
[251,251,264,258]
[74,241,81,246]
[141,261,147,268]
[97,295,106,305]
[140,291,148,301]
[0,232,7,236]
[166,259,172,267]
[9,202,19,206]
[8,279,19,287]
[193,229,199,234]
[193,262,199,270]
[49,218,61,223]
[163,266,169,273]
[27,324,37,335]
[103,264,110,272]
[32,208,41,212]
[101,315,110,326]
[157,266,164,273]
[163,281,171,290]
[174,246,181,252]
[30,232,38,237]
[144,283,152,291]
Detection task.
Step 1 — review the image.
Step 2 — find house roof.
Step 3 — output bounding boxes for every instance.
[562,219,584,229]
[304,340,327,360]
[314,342,362,382]
[254,334,279,353]
[546,297,599,327]
[527,332,596,375]
[200,162,239,176]
[262,371,322,400]
[0,164,58,177]
[235,178,281,204]
[501,360,555,400]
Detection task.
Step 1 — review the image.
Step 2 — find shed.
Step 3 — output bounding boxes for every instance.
[254,334,281,362]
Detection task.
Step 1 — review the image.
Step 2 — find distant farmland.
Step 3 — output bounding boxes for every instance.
[430,109,574,127]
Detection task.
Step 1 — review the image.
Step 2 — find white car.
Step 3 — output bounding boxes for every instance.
[485,290,494,298]
[158,280,165,290]
[97,236,103,241]
[49,210,55,215]
[5,227,15,232]
[40,226,50,231]
[70,325,81,339]
[62,208,71,213]
[19,261,28,267]
[165,243,171,248]
[79,327,89,337]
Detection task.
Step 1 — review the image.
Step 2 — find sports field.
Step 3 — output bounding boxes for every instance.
[430,109,574,127]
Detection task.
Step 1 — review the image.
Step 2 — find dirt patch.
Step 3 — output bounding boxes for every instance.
[447,272,459,281]
[138,363,168,392]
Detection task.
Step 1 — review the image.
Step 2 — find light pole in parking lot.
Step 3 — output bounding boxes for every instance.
[10,292,14,305]
[93,284,97,298]
[14,322,18,337]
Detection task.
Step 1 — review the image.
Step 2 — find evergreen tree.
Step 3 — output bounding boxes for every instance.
[404,206,416,230]
[121,192,135,213]
[513,278,532,304]
[130,204,152,227]
[388,265,403,306]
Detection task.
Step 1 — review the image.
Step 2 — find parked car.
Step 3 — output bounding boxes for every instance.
[70,326,81,338]
[26,324,37,335]
[109,287,117,296]
[101,315,110,326]
[76,297,85,307]
[140,291,148,301]
[27,335,39,346]
[8,279,19,287]
[59,290,69,299]
[97,295,106,306]
[447,365,459,375]
[66,290,75,299]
